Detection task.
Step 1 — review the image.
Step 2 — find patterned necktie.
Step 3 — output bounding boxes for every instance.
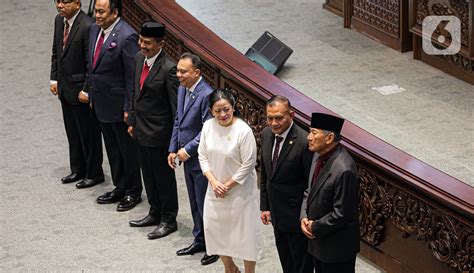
[140,61,150,90]
[93,31,105,68]
[183,89,191,110]
[63,21,70,49]
[272,136,284,169]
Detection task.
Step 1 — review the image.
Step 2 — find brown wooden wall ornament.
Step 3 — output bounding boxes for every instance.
[410,0,473,85]
[122,1,474,272]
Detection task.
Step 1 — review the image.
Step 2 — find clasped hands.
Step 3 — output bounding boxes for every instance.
[210,179,232,198]
[300,218,315,239]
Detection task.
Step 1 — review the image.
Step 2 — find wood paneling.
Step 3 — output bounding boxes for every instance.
[409,0,474,85]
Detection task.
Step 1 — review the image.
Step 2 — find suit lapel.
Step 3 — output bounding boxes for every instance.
[182,80,203,119]
[264,132,275,179]
[93,19,121,71]
[271,125,297,178]
[61,11,82,58]
[134,53,145,100]
[177,85,186,122]
[139,51,165,99]
[307,146,342,205]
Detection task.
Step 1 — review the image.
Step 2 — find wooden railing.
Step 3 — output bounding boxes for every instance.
[122,1,474,272]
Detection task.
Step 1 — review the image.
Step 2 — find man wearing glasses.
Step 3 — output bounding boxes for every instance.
[50,0,104,189]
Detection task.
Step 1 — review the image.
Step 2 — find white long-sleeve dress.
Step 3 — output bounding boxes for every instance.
[198,118,263,262]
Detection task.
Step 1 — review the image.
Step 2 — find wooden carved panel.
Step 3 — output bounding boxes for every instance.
[122,0,151,31]
[164,33,181,62]
[415,0,470,47]
[352,0,400,38]
[221,78,266,170]
[358,167,474,272]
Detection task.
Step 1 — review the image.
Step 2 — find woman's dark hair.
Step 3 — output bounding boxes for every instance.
[208,89,241,118]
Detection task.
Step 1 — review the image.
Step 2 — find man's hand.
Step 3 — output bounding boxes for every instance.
[78,91,89,103]
[301,218,315,239]
[167,153,178,169]
[177,148,190,162]
[123,112,129,123]
[261,211,271,225]
[127,126,133,137]
[50,83,58,95]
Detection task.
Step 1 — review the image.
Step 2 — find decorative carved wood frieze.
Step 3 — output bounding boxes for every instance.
[352,0,400,37]
[164,33,181,62]
[122,0,150,30]
[415,0,470,47]
[358,167,474,272]
[222,80,266,170]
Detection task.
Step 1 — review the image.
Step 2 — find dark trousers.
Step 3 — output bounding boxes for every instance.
[274,229,314,273]
[183,156,208,246]
[61,100,103,179]
[99,120,142,197]
[138,145,178,223]
[312,256,356,273]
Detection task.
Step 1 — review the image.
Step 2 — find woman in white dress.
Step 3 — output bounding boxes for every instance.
[198,89,263,273]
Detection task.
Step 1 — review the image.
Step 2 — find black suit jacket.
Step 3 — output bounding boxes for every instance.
[260,124,313,232]
[300,145,360,263]
[128,51,179,147]
[50,11,93,105]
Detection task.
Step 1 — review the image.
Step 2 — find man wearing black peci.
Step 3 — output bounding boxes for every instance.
[127,22,180,239]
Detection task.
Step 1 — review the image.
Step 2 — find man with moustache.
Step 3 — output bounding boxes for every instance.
[260,96,313,273]
[50,0,104,188]
[84,0,142,211]
[167,53,219,266]
[300,113,359,273]
[127,22,180,239]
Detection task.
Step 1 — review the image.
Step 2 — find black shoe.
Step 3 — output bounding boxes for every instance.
[148,221,177,239]
[176,242,206,256]
[201,254,219,265]
[61,173,83,184]
[116,195,142,212]
[129,215,160,227]
[96,189,124,204]
[76,177,104,189]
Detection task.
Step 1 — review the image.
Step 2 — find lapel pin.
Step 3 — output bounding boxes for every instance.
[289,141,293,145]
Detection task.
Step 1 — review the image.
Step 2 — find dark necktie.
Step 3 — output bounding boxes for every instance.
[140,61,150,90]
[63,21,70,49]
[272,136,284,169]
[311,159,323,186]
[93,31,105,68]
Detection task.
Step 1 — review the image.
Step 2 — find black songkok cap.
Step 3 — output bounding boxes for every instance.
[140,22,165,38]
[311,113,345,134]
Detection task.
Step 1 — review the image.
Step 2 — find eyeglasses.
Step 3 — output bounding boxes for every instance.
[54,0,75,5]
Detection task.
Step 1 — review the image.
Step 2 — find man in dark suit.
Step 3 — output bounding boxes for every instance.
[50,0,104,187]
[127,22,180,239]
[260,96,313,273]
[167,53,218,266]
[300,113,359,273]
[84,0,142,211]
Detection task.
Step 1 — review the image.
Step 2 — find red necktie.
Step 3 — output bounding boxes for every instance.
[140,62,150,90]
[272,136,284,170]
[63,21,70,49]
[93,31,105,68]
